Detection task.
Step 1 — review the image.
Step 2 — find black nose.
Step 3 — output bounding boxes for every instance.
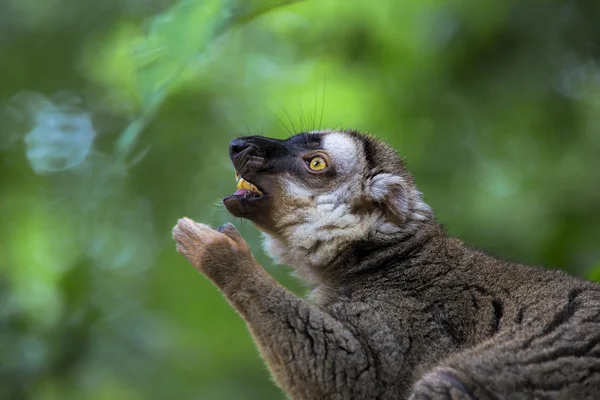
[229,138,253,158]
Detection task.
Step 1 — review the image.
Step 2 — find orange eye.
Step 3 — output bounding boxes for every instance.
[308,156,327,171]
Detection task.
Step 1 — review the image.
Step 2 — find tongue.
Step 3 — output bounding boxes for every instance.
[234,188,262,198]
[235,189,252,196]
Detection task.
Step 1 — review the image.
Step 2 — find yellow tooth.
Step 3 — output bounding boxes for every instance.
[236,178,262,194]
[237,178,250,190]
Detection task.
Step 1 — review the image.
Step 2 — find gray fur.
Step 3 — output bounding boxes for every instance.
[173,130,600,399]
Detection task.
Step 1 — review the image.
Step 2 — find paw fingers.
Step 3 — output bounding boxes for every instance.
[172,218,249,263]
[175,243,188,257]
[173,218,215,241]
[216,223,244,244]
[175,217,209,235]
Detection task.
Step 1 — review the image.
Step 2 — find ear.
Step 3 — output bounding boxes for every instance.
[364,173,409,226]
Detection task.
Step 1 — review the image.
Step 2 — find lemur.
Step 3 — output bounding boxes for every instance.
[173,130,600,400]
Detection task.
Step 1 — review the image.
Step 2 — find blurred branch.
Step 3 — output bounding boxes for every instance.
[114,92,164,166]
[113,0,307,167]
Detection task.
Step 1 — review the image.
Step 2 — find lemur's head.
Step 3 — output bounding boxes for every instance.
[224,130,433,282]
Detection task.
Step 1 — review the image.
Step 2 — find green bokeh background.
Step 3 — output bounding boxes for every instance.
[1,0,600,399]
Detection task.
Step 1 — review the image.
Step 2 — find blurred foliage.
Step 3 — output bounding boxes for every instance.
[1,0,600,399]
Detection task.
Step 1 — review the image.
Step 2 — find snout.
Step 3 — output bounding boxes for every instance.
[227,135,291,191]
[228,138,263,179]
[229,135,289,161]
[229,138,255,160]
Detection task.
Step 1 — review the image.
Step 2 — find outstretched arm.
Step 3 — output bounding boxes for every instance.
[172,218,374,400]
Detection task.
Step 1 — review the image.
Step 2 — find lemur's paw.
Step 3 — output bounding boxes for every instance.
[172,218,216,258]
[172,218,252,280]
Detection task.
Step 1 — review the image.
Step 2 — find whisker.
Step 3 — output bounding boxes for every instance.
[242,119,253,137]
[292,106,302,133]
[294,104,310,147]
[228,215,236,226]
[312,84,318,132]
[319,75,327,131]
[269,106,293,137]
[331,121,342,132]
[297,103,307,133]
[283,108,299,135]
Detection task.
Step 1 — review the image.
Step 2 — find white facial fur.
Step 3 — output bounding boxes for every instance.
[261,131,432,284]
[321,133,362,174]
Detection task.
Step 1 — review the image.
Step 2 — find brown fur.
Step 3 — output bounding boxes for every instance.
[173,130,600,399]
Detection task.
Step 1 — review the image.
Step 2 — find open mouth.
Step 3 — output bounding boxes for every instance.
[223,171,271,223]
[233,172,265,200]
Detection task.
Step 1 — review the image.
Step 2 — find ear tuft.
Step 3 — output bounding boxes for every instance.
[365,173,404,200]
[365,173,409,225]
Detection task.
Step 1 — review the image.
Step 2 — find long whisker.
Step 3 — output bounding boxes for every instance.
[292,105,303,133]
[270,106,293,137]
[283,108,299,135]
[298,103,307,133]
[319,75,327,131]
[242,119,253,137]
[312,84,318,132]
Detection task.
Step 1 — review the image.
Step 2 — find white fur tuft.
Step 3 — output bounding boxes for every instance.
[365,173,405,201]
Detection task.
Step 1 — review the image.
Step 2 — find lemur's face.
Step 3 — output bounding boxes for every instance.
[224,130,432,273]
[224,131,352,231]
